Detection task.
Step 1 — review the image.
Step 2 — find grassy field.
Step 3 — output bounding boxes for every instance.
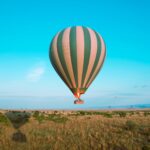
[0,109,150,150]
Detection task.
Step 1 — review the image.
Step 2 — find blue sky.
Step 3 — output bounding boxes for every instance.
[0,0,150,108]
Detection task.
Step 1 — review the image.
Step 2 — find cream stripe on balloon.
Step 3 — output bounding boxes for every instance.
[76,26,85,88]
[52,33,72,88]
[86,34,106,88]
[82,28,97,87]
[62,28,76,88]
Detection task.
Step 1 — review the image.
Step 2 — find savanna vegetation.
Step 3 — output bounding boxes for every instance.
[0,109,150,150]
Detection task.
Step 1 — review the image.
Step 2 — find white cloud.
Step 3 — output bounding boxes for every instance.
[27,67,45,82]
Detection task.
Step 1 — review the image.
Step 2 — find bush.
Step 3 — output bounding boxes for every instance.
[33,112,68,123]
[115,111,127,117]
[144,111,150,116]
[101,112,112,118]
[142,145,150,150]
[125,120,138,131]
[0,113,9,125]
[47,114,68,123]
[76,111,92,116]
[75,111,112,118]
[33,111,45,123]
[33,111,40,118]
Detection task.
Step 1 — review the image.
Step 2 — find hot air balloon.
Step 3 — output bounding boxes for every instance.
[49,26,106,104]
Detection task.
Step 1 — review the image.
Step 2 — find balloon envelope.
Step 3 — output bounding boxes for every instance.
[49,26,106,98]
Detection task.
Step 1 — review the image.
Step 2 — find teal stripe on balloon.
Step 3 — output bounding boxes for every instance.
[81,26,91,87]
[84,31,102,87]
[57,30,73,87]
[69,27,78,88]
[87,46,106,88]
[50,42,71,89]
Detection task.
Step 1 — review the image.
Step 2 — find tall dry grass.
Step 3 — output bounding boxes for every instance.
[0,110,150,150]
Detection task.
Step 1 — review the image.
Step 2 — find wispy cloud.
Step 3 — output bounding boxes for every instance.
[134,85,149,89]
[27,67,45,82]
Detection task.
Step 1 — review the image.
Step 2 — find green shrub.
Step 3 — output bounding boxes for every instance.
[93,111,112,118]
[0,113,9,125]
[33,112,68,123]
[33,111,46,123]
[101,112,112,118]
[115,111,127,117]
[142,145,150,150]
[75,111,112,118]
[144,111,150,116]
[33,111,40,118]
[76,111,92,116]
[47,114,68,123]
[125,120,138,131]
[127,111,134,116]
